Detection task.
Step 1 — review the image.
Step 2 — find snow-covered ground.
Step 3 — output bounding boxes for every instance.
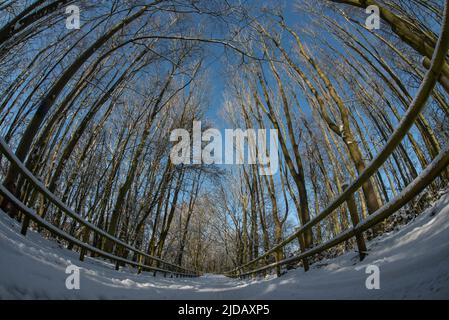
[1,192,449,299]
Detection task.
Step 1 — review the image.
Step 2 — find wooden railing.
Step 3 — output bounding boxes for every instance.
[225,0,449,279]
[0,138,199,278]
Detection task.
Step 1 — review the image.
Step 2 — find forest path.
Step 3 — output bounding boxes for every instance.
[1,192,449,299]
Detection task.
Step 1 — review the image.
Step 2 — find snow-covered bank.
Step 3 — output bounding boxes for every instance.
[1,192,449,299]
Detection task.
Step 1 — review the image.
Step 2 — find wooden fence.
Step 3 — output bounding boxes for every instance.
[0,139,199,278]
[225,0,449,278]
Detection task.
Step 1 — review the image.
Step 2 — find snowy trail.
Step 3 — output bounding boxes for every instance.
[1,193,449,299]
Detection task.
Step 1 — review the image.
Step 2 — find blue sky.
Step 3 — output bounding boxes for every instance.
[202,1,310,128]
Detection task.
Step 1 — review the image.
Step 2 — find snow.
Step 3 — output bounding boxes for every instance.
[1,192,449,299]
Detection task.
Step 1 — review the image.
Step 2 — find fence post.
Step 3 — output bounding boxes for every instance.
[296,232,309,272]
[137,254,142,274]
[79,228,90,261]
[79,246,86,262]
[20,215,30,236]
[343,183,367,261]
[114,243,120,270]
